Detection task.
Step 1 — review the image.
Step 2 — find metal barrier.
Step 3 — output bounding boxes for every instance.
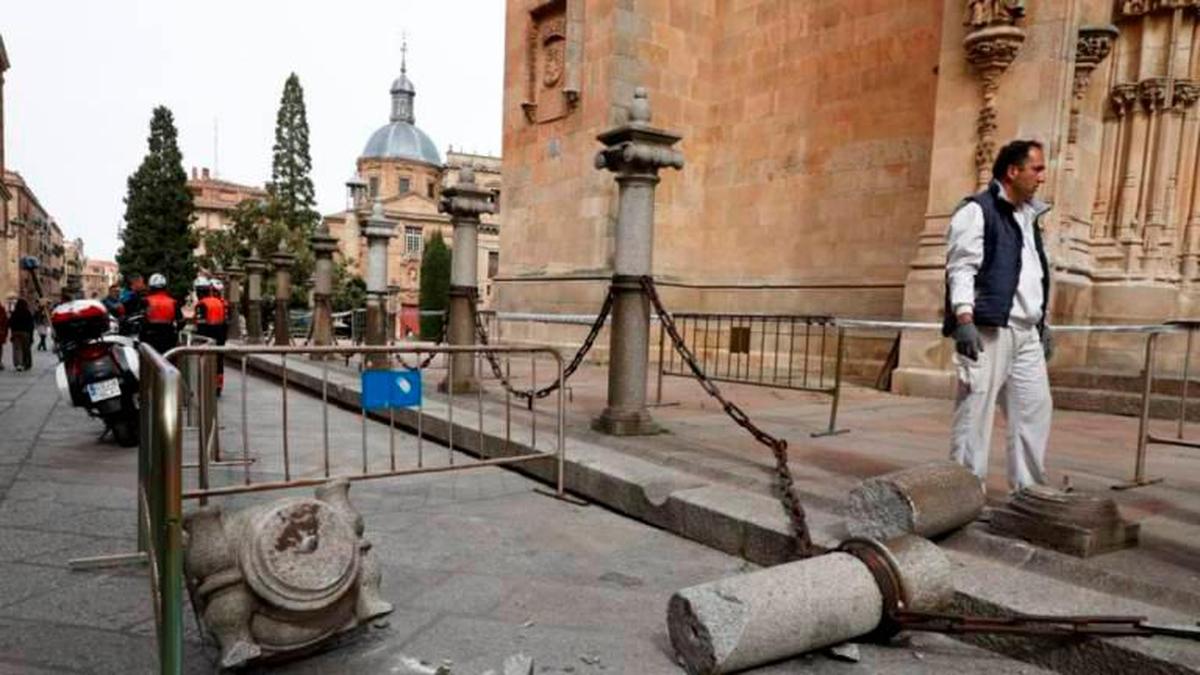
[83,342,564,673]
[656,312,847,437]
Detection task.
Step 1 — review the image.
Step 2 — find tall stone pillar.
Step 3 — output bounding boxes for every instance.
[244,249,266,344]
[387,284,402,343]
[225,264,243,342]
[270,242,296,347]
[592,88,683,436]
[438,165,496,393]
[363,200,395,368]
[310,223,338,350]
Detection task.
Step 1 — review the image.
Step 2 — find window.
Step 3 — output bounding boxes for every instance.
[368,177,379,198]
[427,183,436,199]
[405,226,422,255]
[398,177,411,194]
[487,251,499,279]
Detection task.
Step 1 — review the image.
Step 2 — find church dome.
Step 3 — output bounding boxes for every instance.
[361,122,441,165]
[360,48,441,166]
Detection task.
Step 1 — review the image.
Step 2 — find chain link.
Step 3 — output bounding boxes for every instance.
[472,287,614,403]
[394,318,445,371]
[640,276,815,559]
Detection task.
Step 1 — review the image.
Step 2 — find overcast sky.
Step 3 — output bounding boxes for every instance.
[4,0,505,261]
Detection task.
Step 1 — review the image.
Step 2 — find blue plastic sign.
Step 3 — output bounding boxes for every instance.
[361,370,422,410]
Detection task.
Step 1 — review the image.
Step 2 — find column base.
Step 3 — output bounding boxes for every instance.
[592,407,661,436]
[438,377,481,395]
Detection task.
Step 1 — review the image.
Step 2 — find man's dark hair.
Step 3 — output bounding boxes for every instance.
[992,139,1044,182]
[127,273,143,284]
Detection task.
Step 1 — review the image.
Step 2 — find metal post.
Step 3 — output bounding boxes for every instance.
[1178,326,1194,439]
[812,326,850,438]
[1114,331,1165,490]
[592,87,684,436]
[439,165,494,393]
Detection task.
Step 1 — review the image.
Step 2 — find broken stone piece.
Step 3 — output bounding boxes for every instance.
[988,484,1139,557]
[667,535,953,675]
[847,461,985,541]
[183,478,393,669]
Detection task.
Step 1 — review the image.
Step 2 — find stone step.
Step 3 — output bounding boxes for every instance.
[1050,367,1200,397]
[1051,384,1200,422]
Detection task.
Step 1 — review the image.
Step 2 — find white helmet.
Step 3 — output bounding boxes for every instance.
[149,273,167,289]
[194,276,211,291]
[210,279,224,293]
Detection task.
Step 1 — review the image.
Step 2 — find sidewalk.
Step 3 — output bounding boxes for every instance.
[251,349,1200,673]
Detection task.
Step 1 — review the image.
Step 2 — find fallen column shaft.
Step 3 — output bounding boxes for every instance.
[847,461,985,541]
[667,535,953,675]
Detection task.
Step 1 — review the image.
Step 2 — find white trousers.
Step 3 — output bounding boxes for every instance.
[951,324,1051,492]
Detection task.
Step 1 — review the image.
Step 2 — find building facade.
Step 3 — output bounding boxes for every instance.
[187,167,269,259]
[3,170,63,303]
[498,0,1200,395]
[0,36,10,304]
[324,54,501,337]
[80,257,119,300]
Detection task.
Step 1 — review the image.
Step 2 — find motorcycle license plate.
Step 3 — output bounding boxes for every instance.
[86,378,122,402]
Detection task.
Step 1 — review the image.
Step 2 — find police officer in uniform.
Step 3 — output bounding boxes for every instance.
[141,273,182,356]
[193,277,228,394]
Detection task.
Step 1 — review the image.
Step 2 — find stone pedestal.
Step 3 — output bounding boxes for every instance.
[310,224,339,352]
[362,200,395,369]
[439,165,496,393]
[270,243,296,347]
[244,250,267,345]
[989,485,1140,558]
[592,88,683,436]
[225,265,244,342]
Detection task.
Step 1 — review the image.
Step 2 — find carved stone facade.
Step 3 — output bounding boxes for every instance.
[499,0,1200,397]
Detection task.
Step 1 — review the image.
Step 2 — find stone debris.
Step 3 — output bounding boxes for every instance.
[825,643,860,663]
[503,653,535,675]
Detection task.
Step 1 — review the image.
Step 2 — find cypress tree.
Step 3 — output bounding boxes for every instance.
[267,73,319,291]
[418,229,451,340]
[117,106,196,299]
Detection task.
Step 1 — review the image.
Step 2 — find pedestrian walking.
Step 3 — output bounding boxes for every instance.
[943,139,1053,493]
[0,301,8,371]
[140,273,181,356]
[9,298,34,372]
[34,305,50,351]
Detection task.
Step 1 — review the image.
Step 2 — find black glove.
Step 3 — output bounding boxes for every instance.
[954,322,984,361]
[1041,325,1054,361]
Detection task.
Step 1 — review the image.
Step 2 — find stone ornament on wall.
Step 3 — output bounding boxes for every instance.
[963,0,1028,188]
[1119,0,1200,18]
[1069,25,1119,144]
[522,0,582,124]
[183,479,392,669]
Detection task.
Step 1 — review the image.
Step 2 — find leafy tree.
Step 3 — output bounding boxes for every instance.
[418,229,451,340]
[117,106,196,299]
[332,261,366,313]
[267,73,319,291]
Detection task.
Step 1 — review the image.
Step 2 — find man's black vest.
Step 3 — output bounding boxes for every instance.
[942,182,1050,337]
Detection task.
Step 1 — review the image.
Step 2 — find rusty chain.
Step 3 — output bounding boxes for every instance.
[640,275,816,559]
[394,317,445,371]
[472,287,613,404]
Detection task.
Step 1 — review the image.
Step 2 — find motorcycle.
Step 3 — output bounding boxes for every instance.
[51,300,141,447]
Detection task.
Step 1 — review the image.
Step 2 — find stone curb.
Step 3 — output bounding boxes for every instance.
[241,354,1200,674]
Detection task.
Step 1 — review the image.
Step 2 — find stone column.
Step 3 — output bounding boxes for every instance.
[386,284,402,343]
[309,223,338,351]
[592,88,683,436]
[362,200,395,368]
[225,264,244,341]
[270,242,295,347]
[243,249,266,344]
[438,165,496,393]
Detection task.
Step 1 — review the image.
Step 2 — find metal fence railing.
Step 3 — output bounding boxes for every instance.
[655,313,847,437]
[79,342,563,673]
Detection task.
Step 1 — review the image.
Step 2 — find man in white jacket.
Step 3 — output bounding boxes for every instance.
[943,139,1053,492]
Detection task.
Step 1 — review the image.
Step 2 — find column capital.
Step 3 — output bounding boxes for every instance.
[244,248,267,274]
[310,222,339,256]
[362,199,396,240]
[439,165,496,222]
[270,240,296,271]
[594,88,684,178]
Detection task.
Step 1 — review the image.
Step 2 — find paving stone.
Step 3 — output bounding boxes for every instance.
[0,528,94,563]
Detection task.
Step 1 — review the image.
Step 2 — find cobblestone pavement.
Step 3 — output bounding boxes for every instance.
[0,349,1048,674]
